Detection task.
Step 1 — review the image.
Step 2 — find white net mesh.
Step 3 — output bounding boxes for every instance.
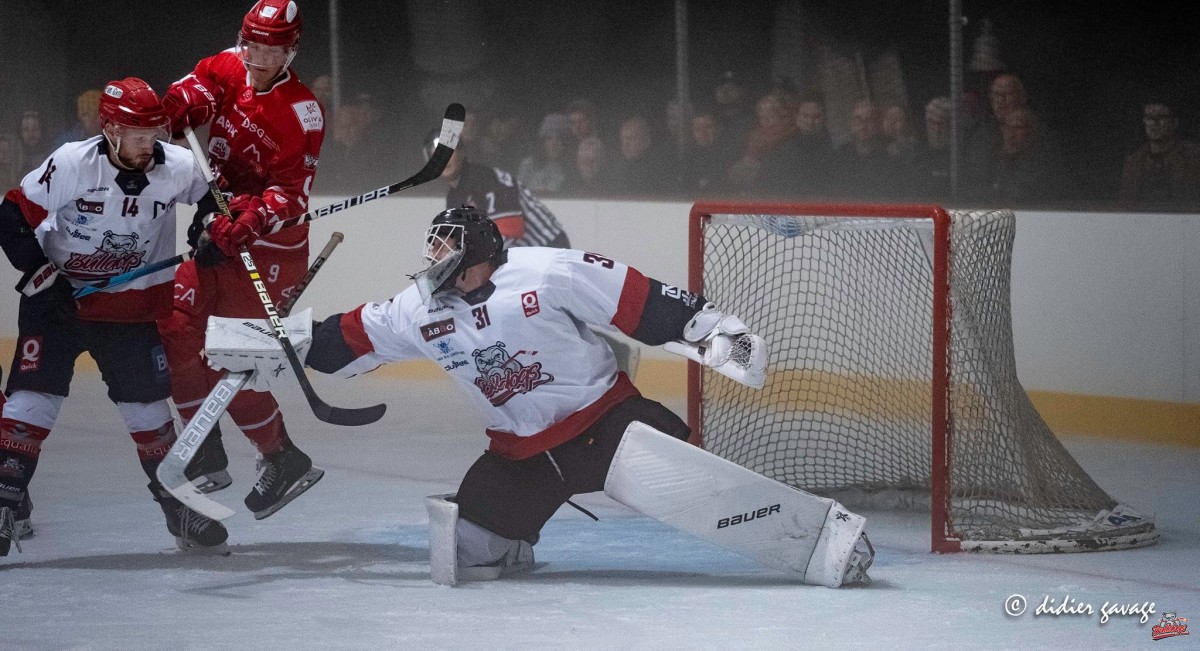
[695,206,1157,552]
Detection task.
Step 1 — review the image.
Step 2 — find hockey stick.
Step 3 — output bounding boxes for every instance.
[183,127,385,427]
[73,102,465,300]
[266,102,464,234]
[157,232,344,520]
[73,252,193,299]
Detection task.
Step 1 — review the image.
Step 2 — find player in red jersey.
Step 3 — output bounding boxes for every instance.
[156,0,327,519]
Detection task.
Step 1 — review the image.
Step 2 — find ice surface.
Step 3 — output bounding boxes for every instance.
[3,372,1196,650]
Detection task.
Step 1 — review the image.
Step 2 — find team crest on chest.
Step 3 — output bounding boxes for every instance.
[62,230,147,279]
[471,341,553,406]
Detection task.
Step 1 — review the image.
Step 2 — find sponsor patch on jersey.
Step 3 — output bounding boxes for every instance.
[75,198,104,215]
[521,290,540,317]
[421,318,456,342]
[209,137,231,161]
[292,100,324,133]
[19,336,43,373]
[304,154,318,169]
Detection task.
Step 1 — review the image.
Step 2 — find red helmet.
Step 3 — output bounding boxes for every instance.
[241,0,302,47]
[98,78,169,130]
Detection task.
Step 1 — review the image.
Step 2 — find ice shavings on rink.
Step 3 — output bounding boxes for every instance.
[1,373,1197,650]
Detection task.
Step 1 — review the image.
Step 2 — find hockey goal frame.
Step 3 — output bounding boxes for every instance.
[686,202,960,552]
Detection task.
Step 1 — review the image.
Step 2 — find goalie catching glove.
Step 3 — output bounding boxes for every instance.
[204,309,313,392]
[664,303,768,389]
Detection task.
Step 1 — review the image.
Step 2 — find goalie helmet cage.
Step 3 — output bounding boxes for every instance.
[686,202,1158,553]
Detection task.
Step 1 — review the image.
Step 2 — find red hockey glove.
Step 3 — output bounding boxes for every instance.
[163,75,218,135]
[208,195,271,256]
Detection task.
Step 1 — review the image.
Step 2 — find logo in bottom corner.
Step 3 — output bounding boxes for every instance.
[1152,612,1190,641]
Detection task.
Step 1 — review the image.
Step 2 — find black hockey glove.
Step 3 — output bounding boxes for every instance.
[194,229,227,268]
[20,271,77,321]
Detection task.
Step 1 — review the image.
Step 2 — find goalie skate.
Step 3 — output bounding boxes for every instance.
[244,445,324,520]
[842,533,875,586]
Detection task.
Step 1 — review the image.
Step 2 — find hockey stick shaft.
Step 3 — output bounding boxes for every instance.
[183,128,384,427]
[158,232,345,520]
[73,251,192,299]
[74,103,464,299]
[266,103,464,234]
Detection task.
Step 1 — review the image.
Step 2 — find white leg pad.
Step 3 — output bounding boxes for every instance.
[425,493,461,586]
[604,422,870,587]
[425,493,535,586]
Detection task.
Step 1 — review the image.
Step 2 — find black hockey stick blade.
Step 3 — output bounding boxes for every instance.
[282,341,387,426]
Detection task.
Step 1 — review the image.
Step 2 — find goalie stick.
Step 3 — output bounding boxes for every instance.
[73,102,465,300]
[157,232,344,520]
[183,127,385,427]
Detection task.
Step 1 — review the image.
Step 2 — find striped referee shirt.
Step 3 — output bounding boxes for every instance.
[447,159,569,248]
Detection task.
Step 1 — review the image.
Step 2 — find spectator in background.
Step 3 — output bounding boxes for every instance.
[476,107,527,170]
[609,115,669,195]
[565,135,612,196]
[55,89,103,145]
[712,70,753,156]
[565,99,599,153]
[912,96,953,199]
[729,92,795,192]
[19,111,48,164]
[881,104,918,161]
[1118,100,1200,207]
[971,107,1065,203]
[678,108,735,195]
[881,103,920,197]
[310,74,333,109]
[963,73,1049,195]
[831,100,896,198]
[518,113,571,195]
[0,133,22,189]
[318,98,368,192]
[758,92,833,197]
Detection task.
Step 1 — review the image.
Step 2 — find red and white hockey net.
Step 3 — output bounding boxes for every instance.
[687,202,1158,553]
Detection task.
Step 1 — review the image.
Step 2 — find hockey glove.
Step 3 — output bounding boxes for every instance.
[163,75,218,136]
[193,230,226,268]
[663,302,768,388]
[208,194,271,256]
[204,309,313,392]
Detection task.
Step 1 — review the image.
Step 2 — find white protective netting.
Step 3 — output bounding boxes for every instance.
[694,207,1158,552]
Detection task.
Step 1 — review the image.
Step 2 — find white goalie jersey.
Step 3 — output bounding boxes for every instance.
[322,247,702,459]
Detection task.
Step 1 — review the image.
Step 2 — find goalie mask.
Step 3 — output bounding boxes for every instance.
[412,207,504,304]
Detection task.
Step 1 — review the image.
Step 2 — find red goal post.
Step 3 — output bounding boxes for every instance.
[685,201,1158,554]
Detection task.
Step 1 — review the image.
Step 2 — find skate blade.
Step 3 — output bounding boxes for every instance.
[175,538,231,556]
[251,467,325,521]
[188,470,233,494]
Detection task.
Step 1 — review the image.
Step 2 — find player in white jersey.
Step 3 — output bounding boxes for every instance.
[0,78,229,556]
[205,207,875,586]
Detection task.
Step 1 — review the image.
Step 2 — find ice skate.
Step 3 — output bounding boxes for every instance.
[0,505,22,556]
[151,482,230,555]
[184,424,231,494]
[244,444,324,520]
[13,492,32,540]
[842,533,875,586]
